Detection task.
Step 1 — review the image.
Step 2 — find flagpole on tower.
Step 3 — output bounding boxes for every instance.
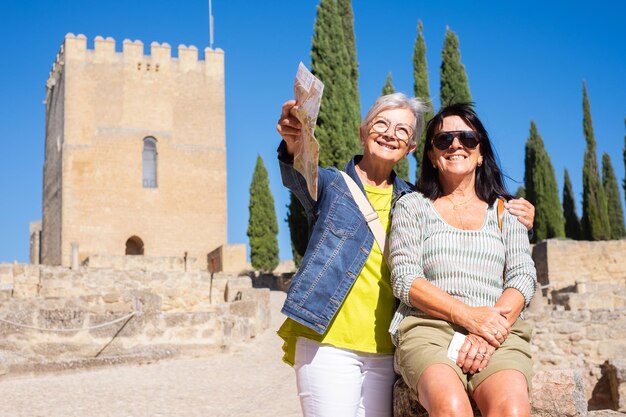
[208,0,214,49]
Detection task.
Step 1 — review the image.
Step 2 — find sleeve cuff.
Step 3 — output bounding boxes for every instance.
[277,140,294,164]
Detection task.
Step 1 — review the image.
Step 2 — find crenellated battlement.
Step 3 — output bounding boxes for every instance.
[47,33,224,88]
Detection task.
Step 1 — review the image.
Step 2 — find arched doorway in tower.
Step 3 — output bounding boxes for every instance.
[125,236,144,255]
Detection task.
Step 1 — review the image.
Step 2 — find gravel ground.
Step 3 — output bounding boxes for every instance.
[0,291,301,417]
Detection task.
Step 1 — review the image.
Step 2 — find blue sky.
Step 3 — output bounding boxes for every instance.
[1,1,625,263]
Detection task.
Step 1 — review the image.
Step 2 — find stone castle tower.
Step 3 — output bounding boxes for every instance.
[39,33,227,267]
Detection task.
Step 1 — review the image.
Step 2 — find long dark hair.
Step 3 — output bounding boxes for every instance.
[417,102,512,205]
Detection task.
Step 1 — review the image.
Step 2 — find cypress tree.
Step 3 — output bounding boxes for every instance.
[562,169,582,240]
[247,155,279,272]
[580,82,611,240]
[602,153,626,239]
[394,156,410,182]
[516,186,526,199]
[440,27,472,106]
[379,73,409,181]
[287,193,307,267]
[413,20,433,181]
[288,0,361,265]
[382,72,394,95]
[337,0,361,154]
[311,0,359,167]
[524,121,565,241]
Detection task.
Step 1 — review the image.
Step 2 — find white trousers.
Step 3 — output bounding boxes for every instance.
[294,337,396,417]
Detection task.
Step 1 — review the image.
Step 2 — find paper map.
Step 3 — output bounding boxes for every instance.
[292,62,323,201]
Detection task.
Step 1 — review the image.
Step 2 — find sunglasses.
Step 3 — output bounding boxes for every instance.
[432,130,480,150]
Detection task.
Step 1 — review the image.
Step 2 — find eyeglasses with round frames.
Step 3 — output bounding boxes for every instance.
[432,130,480,150]
[369,116,414,145]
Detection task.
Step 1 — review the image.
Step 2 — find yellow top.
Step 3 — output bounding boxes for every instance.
[278,184,396,365]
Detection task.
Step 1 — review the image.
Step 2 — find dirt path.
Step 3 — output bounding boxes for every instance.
[0,291,301,417]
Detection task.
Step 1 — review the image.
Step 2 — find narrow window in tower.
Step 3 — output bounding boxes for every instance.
[142,137,158,188]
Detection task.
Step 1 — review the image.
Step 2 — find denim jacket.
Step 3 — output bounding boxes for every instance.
[277,141,413,334]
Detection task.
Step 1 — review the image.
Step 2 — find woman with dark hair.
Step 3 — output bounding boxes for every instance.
[389,102,536,417]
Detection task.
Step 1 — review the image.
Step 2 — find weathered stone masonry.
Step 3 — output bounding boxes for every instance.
[0,256,267,372]
[40,33,228,267]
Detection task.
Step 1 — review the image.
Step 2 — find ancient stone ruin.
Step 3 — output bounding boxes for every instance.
[0,253,268,375]
[1,239,624,416]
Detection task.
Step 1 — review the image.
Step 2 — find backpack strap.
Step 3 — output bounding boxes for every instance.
[497,197,506,283]
[497,197,505,232]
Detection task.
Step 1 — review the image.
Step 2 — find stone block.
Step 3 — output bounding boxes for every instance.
[608,323,626,339]
[531,369,587,417]
[0,264,14,278]
[229,300,257,318]
[598,341,626,359]
[0,289,12,301]
[207,244,247,274]
[122,290,161,314]
[393,377,427,417]
[224,276,252,302]
[163,313,190,327]
[107,312,156,339]
[587,324,608,341]
[12,284,38,298]
[556,322,583,335]
[102,292,122,303]
[83,311,135,338]
[105,302,133,313]
[0,308,35,334]
[221,317,253,343]
[36,309,85,331]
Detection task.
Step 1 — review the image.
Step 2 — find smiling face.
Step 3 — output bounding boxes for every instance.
[361,107,416,166]
[428,115,483,180]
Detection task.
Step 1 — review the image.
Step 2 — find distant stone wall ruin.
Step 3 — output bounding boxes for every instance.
[529,239,626,412]
[0,260,268,373]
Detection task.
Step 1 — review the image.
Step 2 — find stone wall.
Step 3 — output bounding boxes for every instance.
[84,254,200,272]
[528,240,626,411]
[533,239,626,296]
[528,307,626,410]
[0,262,269,372]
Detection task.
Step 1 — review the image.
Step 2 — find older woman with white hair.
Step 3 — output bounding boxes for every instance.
[275,94,534,417]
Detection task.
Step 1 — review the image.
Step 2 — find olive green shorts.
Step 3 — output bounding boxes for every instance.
[395,315,532,398]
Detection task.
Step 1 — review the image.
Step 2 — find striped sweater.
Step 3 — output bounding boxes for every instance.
[388,191,536,345]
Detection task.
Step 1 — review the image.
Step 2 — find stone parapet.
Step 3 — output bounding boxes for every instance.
[52,33,223,78]
[84,254,200,272]
[533,239,626,299]
[207,244,247,274]
[0,263,269,373]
